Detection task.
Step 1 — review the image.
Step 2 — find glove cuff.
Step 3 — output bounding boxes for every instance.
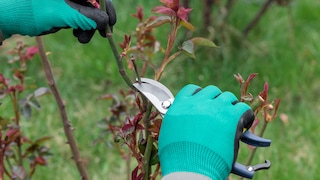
[160,142,230,180]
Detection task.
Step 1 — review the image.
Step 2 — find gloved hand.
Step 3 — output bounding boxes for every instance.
[0,0,116,44]
[159,84,255,180]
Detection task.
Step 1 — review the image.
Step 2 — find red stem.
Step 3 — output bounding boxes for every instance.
[156,17,179,80]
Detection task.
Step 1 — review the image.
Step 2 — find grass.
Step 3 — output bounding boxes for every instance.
[1,0,320,179]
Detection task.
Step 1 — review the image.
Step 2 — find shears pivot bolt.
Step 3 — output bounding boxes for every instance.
[161,100,172,109]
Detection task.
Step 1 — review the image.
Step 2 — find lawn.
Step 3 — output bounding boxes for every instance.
[0,0,320,179]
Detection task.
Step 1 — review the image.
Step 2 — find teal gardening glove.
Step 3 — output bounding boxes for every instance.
[0,0,116,44]
[159,85,255,180]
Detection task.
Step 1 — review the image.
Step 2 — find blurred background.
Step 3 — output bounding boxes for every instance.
[0,0,319,179]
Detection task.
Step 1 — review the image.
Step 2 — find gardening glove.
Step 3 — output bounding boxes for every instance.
[0,0,116,44]
[159,84,255,180]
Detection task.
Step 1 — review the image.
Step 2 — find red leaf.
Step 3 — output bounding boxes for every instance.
[108,124,120,132]
[35,156,47,166]
[160,0,180,11]
[119,34,131,50]
[133,113,143,125]
[0,74,9,86]
[131,166,139,180]
[122,124,133,132]
[8,85,24,93]
[234,73,244,84]
[25,46,39,60]
[132,6,144,22]
[6,128,19,137]
[152,6,176,17]
[259,82,269,101]
[14,70,24,84]
[246,73,258,83]
[136,124,144,130]
[271,98,281,119]
[243,73,258,94]
[177,7,192,21]
[5,128,21,143]
[137,173,144,180]
[250,119,260,135]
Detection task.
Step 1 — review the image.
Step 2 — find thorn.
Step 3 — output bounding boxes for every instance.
[106,33,112,37]
[62,100,66,106]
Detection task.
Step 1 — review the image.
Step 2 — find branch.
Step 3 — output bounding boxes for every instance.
[203,0,215,29]
[243,0,274,36]
[99,0,135,89]
[143,136,154,180]
[142,103,153,180]
[99,2,158,179]
[35,37,90,180]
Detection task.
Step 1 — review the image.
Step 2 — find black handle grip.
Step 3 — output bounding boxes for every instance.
[241,130,271,147]
[231,160,271,179]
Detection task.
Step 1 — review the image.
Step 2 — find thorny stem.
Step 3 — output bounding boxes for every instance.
[99,1,156,178]
[99,0,135,89]
[142,103,153,180]
[35,37,90,180]
[143,136,154,180]
[143,102,153,137]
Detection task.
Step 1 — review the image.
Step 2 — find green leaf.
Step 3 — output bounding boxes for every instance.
[146,16,171,29]
[21,103,32,120]
[181,40,195,58]
[191,37,218,48]
[28,98,41,110]
[150,153,159,165]
[34,87,51,98]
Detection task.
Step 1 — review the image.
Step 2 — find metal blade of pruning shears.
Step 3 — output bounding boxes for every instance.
[133,78,174,117]
[133,78,271,179]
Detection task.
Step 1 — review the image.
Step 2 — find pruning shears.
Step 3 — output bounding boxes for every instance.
[133,78,271,179]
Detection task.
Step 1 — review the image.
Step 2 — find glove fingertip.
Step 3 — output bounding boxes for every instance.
[176,84,202,98]
[105,0,117,26]
[73,29,95,43]
[99,29,107,37]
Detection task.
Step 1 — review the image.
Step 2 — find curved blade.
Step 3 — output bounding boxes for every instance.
[133,78,174,116]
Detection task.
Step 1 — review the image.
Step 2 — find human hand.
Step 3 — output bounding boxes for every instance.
[0,0,116,44]
[159,84,255,180]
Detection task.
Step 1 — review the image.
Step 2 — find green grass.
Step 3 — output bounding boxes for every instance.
[1,0,320,179]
